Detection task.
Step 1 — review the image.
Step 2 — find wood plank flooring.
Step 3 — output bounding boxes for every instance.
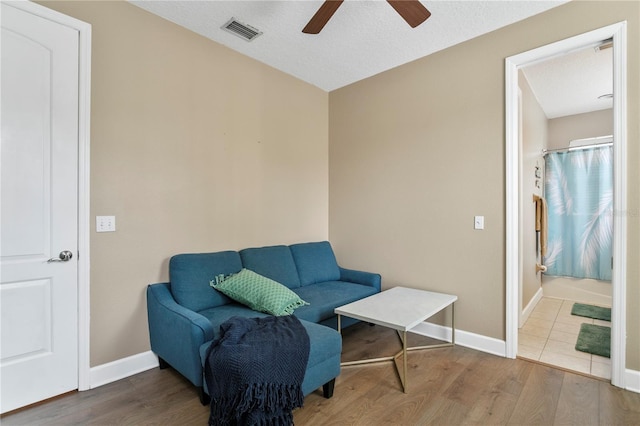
[3,322,639,425]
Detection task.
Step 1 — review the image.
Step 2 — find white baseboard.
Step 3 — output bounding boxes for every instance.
[520,287,543,328]
[86,324,505,390]
[86,336,639,395]
[411,321,506,357]
[626,368,640,393]
[89,351,159,389]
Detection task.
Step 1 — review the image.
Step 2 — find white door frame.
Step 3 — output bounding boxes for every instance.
[505,22,628,388]
[13,0,92,392]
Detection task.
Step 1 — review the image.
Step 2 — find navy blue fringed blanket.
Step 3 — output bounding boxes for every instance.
[204,315,310,426]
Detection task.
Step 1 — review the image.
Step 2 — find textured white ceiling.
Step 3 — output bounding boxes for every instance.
[522,43,613,119]
[129,0,568,92]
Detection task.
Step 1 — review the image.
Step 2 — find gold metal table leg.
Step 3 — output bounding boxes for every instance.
[338,300,457,394]
[402,330,408,393]
[451,302,456,345]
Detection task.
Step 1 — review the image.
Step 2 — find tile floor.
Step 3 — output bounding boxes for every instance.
[518,297,611,380]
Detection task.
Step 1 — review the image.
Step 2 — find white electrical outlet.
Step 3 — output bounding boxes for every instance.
[96,216,116,232]
[474,216,484,230]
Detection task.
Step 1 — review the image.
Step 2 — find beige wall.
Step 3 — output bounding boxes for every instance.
[40,1,639,372]
[41,1,329,366]
[329,1,639,369]
[548,109,613,149]
[519,70,547,315]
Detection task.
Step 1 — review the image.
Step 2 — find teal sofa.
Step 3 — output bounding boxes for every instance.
[147,241,381,404]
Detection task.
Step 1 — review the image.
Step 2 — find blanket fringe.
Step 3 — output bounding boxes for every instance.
[210,382,304,426]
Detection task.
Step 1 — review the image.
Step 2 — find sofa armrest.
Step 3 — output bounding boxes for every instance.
[147,283,214,387]
[338,267,381,292]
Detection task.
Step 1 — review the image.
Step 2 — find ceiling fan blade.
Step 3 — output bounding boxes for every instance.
[387,0,431,28]
[302,0,344,34]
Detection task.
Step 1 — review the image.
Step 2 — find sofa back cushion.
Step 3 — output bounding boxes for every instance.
[170,251,242,312]
[290,241,340,286]
[239,245,301,289]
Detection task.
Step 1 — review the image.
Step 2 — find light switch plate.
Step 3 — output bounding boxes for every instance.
[474,215,484,230]
[96,216,116,232]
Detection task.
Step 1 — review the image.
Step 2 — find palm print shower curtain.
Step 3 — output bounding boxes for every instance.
[544,145,613,281]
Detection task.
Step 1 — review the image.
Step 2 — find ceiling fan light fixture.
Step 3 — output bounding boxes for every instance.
[222,18,262,42]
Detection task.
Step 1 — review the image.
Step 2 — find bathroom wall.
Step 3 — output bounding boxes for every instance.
[548,109,613,149]
[519,70,548,324]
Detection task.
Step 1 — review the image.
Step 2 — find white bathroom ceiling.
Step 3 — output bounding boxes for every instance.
[522,42,613,119]
[128,0,568,92]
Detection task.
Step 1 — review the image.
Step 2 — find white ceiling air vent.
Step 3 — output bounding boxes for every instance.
[222,18,262,42]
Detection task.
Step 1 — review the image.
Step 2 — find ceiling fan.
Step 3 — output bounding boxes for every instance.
[302,0,431,34]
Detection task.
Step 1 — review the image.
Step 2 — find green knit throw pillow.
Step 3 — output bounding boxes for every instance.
[211,269,309,316]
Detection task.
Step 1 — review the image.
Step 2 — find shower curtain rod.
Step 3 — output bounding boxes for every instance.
[542,140,613,156]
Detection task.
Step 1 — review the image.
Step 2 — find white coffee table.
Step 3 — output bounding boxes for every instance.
[334,286,457,393]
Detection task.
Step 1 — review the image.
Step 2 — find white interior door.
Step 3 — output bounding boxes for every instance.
[1,2,80,413]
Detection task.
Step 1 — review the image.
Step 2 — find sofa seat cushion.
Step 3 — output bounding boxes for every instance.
[240,245,301,289]
[298,320,342,369]
[198,310,341,379]
[293,281,379,323]
[198,304,268,340]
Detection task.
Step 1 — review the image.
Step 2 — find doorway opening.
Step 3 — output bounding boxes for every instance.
[505,22,628,388]
[519,43,613,379]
